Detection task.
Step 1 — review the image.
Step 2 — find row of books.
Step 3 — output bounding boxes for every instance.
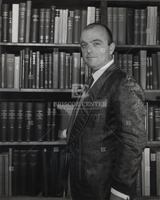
[1,1,160,45]
[2,48,160,90]
[1,2,100,44]
[0,147,67,197]
[116,50,160,90]
[137,148,160,196]
[107,7,159,45]
[0,101,73,142]
[147,105,160,142]
[0,49,90,89]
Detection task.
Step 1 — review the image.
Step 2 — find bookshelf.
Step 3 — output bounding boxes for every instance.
[0,0,160,199]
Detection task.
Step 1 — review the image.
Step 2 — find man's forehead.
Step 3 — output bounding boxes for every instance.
[80,27,108,42]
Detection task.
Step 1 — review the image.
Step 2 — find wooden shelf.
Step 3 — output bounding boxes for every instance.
[0,197,69,200]
[0,140,67,146]
[145,90,160,101]
[0,89,72,93]
[0,42,80,48]
[146,141,160,148]
[2,43,160,50]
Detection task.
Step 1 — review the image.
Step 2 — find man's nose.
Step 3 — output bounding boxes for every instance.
[86,44,93,53]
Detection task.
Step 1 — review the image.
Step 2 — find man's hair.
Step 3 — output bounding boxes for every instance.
[82,23,113,45]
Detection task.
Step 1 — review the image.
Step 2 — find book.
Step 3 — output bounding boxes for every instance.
[154,106,160,141]
[50,5,56,43]
[117,7,126,45]
[25,0,32,43]
[16,102,24,141]
[6,54,15,88]
[148,106,154,141]
[18,3,26,43]
[59,52,66,89]
[19,150,27,195]
[156,151,160,195]
[0,102,8,142]
[34,102,45,141]
[44,8,51,43]
[72,52,81,86]
[126,8,134,44]
[39,8,45,43]
[24,102,34,141]
[8,102,16,142]
[73,9,81,44]
[31,8,39,43]
[67,10,74,44]
[27,150,40,196]
[12,4,19,43]
[2,4,9,42]
[8,11,12,43]
[52,48,59,89]
[150,151,156,195]
[46,102,52,141]
[12,150,20,195]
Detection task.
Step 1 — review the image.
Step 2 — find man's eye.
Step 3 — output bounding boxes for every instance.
[93,42,100,46]
[81,44,87,49]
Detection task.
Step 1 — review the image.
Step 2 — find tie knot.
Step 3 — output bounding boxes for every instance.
[88,76,94,88]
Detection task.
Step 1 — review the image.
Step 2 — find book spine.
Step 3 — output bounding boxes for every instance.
[24,102,34,141]
[50,5,56,43]
[31,8,39,43]
[25,0,32,43]
[0,102,8,142]
[16,102,24,142]
[35,102,45,141]
[18,3,26,43]
[39,8,45,43]
[2,4,9,42]
[8,102,16,142]
[12,4,19,43]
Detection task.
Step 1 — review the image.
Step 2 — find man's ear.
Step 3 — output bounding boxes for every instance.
[109,42,115,55]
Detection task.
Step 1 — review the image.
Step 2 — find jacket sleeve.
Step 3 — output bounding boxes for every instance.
[111,76,147,197]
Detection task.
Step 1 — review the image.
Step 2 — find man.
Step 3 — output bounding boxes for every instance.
[66,23,146,200]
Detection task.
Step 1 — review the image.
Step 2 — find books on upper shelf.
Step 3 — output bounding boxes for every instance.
[0,101,74,142]
[0,1,100,44]
[1,2,160,45]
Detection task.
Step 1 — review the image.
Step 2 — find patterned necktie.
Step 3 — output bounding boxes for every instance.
[85,75,94,92]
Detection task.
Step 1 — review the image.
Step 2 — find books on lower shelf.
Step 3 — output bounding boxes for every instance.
[0,101,74,142]
[0,147,68,198]
[136,148,160,197]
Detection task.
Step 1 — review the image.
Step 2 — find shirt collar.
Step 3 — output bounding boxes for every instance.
[91,59,114,87]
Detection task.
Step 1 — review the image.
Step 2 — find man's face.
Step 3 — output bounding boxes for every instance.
[80,26,113,72]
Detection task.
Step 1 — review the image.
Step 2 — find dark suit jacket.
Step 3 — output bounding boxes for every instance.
[67,63,146,200]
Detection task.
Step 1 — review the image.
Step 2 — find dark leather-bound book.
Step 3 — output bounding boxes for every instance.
[35,102,45,141]
[31,8,39,43]
[8,102,16,142]
[18,3,26,43]
[24,102,34,141]
[0,102,8,141]
[19,150,27,195]
[25,0,32,43]
[27,150,40,196]
[12,150,20,195]
[2,4,9,42]
[16,102,24,141]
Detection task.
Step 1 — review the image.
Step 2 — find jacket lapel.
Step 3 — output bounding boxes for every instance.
[67,63,118,144]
